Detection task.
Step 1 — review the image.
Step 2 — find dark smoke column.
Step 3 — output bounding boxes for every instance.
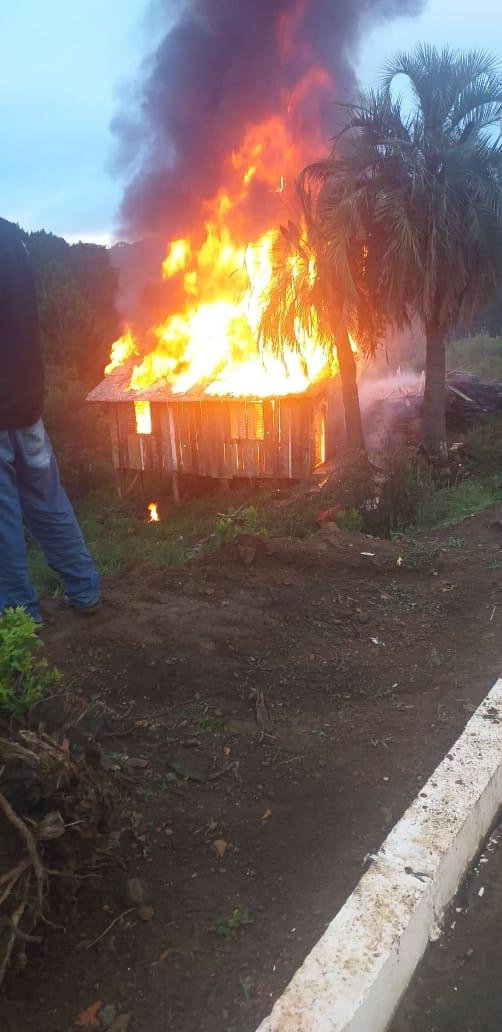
[112,0,424,241]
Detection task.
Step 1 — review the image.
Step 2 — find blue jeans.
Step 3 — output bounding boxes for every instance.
[0,420,100,622]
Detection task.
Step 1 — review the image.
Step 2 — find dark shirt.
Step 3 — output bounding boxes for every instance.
[0,217,44,429]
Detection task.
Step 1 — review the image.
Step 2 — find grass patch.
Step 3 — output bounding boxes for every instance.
[27,480,350,592]
[29,488,250,589]
[413,478,502,530]
[447,334,502,382]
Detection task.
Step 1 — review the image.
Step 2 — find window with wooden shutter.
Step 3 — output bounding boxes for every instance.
[229,402,265,440]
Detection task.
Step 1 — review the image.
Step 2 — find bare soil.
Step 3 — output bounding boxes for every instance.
[1,510,502,1032]
[392,817,502,1032]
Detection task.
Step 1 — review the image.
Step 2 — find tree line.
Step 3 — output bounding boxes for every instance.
[22,229,120,385]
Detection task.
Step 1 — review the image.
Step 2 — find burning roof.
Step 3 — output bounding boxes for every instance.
[86,362,334,405]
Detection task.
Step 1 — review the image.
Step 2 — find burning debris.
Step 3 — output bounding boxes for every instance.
[148,502,160,524]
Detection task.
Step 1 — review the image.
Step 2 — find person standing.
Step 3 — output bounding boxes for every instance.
[0,216,100,623]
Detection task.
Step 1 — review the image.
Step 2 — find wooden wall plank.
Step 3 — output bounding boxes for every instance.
[194,403,205,476]
[277,400,292,477]
[187,404,199,474]
[302,399,314,475]
[215,405,228,478]
[159,405,173,472]
[110,406,120,470]
[179,404,192,473]
[262,400,275,476]
[176,407,184,471]
[205,403,218,478]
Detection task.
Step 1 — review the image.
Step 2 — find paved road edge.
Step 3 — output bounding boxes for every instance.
[256,677,502,1032]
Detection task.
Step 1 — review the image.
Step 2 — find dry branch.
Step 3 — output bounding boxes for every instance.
[0,791,46,905]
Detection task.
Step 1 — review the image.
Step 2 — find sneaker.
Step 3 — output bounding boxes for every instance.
[66,597,102,616]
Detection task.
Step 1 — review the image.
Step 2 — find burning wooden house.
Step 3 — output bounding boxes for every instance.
[87,223,346,497]
[87,0,365,501]
[87,364,341,498]
[87,65,349,497]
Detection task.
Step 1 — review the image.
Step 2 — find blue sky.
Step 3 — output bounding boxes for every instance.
[0,0,148,241]
[1,0,499,242]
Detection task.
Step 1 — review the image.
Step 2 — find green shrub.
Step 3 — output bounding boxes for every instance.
[463,415,502,475]
[0,608,61,716]
[240,505,269,538]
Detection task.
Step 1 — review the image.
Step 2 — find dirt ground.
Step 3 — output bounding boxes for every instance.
[392,818,502,1032]
[1,508,502,1032]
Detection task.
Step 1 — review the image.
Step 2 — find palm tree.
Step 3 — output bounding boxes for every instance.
[260,181,382,455]
[311,46,502,462]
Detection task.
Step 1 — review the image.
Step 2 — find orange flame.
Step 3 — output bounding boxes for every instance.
[148,502,159,523]
[106,72,342,401]
[105,327,137,375]
[135,400,152,435]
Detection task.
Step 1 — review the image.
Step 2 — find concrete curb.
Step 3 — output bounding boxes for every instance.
[256,677,502,1032]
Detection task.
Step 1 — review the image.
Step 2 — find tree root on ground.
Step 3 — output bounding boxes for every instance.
[0,730,119,986]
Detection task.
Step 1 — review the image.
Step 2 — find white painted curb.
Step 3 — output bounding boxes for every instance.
[257,677,502,1032]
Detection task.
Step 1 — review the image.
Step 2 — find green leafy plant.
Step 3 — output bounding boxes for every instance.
[334,508,363,532]
[0,607,61,716]
[210,505,269,547]
[212,516,240,546]
[211,907,252,938]
[240,505,269,539]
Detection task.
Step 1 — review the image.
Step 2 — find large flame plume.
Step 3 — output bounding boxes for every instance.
[107,0,422,407]
[107,82,335,399]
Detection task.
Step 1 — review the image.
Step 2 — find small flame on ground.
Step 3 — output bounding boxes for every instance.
[148,502,159,523]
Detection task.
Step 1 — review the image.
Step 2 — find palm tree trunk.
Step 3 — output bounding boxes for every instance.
[336,330,366,455]
[423,322,448,463]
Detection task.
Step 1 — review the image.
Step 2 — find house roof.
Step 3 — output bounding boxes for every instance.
[86,364,335,404]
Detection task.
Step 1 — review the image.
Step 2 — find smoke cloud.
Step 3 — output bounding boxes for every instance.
[112,0,423,241]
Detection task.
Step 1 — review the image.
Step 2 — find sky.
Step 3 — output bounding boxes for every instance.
[1,0,500,243]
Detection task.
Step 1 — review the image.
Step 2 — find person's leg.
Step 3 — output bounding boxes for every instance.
[14,421,100,610]
[0,430,41,620]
